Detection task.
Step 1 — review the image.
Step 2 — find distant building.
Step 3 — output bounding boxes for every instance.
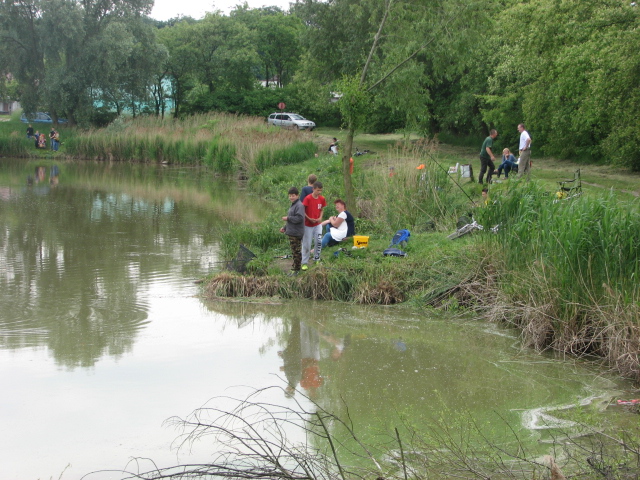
[259,77,281,88]
[0,100,20,115]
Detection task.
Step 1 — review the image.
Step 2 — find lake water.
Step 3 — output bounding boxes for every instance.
[0,159,632,479]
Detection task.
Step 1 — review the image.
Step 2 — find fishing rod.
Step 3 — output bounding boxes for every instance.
[423,149,478,207]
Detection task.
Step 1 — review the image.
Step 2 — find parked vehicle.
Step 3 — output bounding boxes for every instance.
[20,112,68,124]
[267,113,315,130]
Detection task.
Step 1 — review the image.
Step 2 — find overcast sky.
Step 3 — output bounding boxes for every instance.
[150,0,293,20]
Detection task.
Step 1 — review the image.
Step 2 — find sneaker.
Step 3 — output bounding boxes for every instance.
[301,264,308,271]
[287,270,299,276]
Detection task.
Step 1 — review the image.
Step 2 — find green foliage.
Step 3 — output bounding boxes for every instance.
[231,7,304,87]
[485,0,640,169]
[336,75,373,132]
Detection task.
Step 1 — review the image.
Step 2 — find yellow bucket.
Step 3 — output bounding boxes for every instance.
[353,235,369,248]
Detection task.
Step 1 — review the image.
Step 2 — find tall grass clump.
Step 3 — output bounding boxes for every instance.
[203,137,237,173]
[476,183,640,376]
[64,113,314,169]
[254,142,317,172]
[0,132,28,157]
[355,144,473,233]
[218,216,288,261]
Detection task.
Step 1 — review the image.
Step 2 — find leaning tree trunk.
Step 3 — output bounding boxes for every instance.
[342,125,357,215]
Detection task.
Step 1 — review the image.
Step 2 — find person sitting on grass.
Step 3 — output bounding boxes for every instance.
[328,138,338,155]
[37,133,47,149]
[319,199,355,253]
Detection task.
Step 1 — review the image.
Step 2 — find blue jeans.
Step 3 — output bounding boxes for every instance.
[321,232,339,248]
[497,161,517,178]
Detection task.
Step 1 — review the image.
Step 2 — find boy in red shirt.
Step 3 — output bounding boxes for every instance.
[301,181,326,270]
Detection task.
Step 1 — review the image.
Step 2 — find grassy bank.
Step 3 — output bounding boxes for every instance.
[204,130,640,380]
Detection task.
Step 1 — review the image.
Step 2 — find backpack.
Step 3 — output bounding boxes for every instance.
[344,210,356,237]
[389,229,410,247]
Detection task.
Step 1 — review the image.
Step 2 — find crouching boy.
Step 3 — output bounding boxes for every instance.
[280,187,305,273]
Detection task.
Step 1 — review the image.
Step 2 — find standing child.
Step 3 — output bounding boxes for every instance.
[280,187,305,274]
[300,174,317,204]
[301,181,326,270]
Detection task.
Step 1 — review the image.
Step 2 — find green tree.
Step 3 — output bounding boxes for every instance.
[0,0,161,125]
[192,13,257,94]
[484,0,640,169]
[232,6,304,87]
[294,0,491,210]
[157,20,199,118]
[0,0,46,115]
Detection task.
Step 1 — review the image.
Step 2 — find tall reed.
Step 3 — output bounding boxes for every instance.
[254,142,317,172]
[478,184,640,307]
[64,112,314,170]
[476,183,640,373]
[0,136,28,157]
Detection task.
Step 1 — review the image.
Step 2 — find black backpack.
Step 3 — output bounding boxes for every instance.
[344,210,355,237]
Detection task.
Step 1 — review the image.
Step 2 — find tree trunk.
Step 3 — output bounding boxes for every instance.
[342,124,356,215]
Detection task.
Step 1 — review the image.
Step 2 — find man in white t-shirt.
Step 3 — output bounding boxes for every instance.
[517,123,532,180]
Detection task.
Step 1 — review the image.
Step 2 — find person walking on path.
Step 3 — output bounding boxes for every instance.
[280,187,305,274]
[479,129,498,184]
[517,123,532,180]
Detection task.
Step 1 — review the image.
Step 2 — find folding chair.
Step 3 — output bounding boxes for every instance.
[557,169,582,199]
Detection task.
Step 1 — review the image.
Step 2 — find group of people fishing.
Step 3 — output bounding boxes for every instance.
[26,124,61,151]
[280,173,355,274]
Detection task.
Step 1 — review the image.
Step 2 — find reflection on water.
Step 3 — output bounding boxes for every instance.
[0,159,262,369]
[203,301,629,451]
[0,159,633,480]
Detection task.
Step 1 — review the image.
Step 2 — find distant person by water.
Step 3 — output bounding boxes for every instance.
[37,133,47,149]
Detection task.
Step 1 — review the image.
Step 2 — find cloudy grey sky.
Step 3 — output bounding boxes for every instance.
[151,0,293,20]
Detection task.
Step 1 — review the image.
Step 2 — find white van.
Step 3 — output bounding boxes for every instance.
[267,113,315,130]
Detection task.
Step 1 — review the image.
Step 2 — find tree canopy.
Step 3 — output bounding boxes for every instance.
[1,0,638,169]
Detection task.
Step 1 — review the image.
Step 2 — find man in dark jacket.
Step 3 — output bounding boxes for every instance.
[280,187,305,274]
